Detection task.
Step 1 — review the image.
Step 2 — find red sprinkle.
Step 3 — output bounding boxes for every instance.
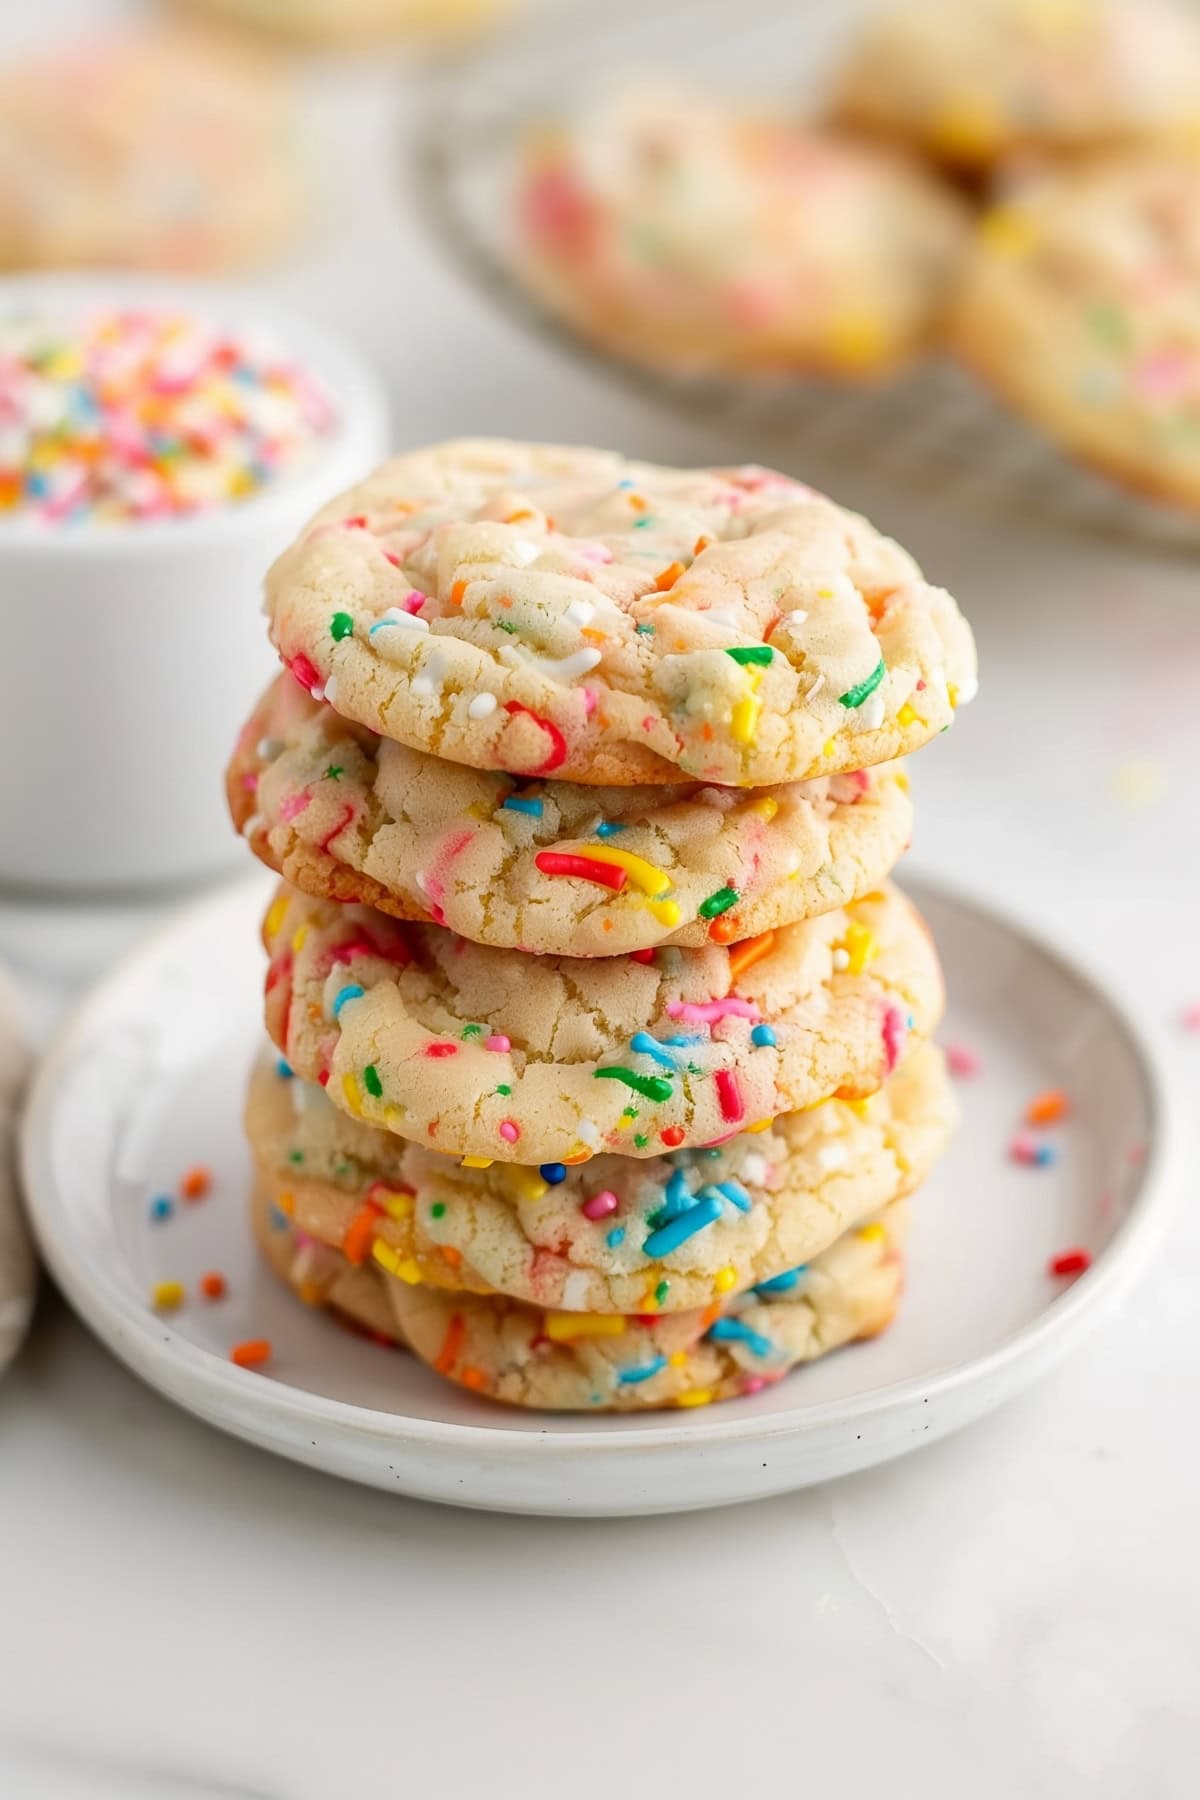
[1049,1248,1091,1278]
[660,1126,685,1147]
[629,948,656,965]
[535,851,626,891]
[230,1338,272,1368]
[316,803,356,851]
[180,1165,211,1201]
[715,1069,744,1124]
[425,1043,458,1058]
[199,1272,227,1301]
[503,701,568,773]
[287,652,323,696]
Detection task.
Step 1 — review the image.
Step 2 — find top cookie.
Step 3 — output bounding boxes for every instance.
[516,84,968,378]
[832,0,1200,176]
[265,440,977,789]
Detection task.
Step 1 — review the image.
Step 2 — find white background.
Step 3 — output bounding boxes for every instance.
[1,2,1199,1795]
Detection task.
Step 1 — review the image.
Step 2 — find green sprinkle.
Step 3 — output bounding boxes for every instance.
[635,622,656,635]
[362,1064,382,1098]
[655,1280,670,1306]
[838,656,886,710]
[324,765,343,782]
[725,645,773,667]
[288,1150,304,1165]
[495,1084,512,1096]
[594,1067,673,1103]
[461,1023,482,1038]
[622,1105,639,1121]
[430,1202,446,1219]
[330,612,354,641]
[634,1134,649,1148]
[699,886,739,919]
[495,618,518,635]
[1086,302,1131,352]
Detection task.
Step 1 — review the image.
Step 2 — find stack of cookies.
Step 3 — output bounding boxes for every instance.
[227,439,977,1412]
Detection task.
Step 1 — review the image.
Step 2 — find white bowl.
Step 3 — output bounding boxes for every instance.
[0,275,389,894]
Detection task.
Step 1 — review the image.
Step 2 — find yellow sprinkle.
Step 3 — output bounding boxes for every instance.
[298,1280,325,1306]
[746,795,778,821]
[276,1189,295,1216]
[341,1073,364,1118]
[505,1170,549,1204]
[826,309,890,372]
[544,1312,627,1341]
[843,1097,872,1119]
[668,1351,687,1368]
[372,1240,422,1283]
[461,1155,494,1169]
[978,206,1039,259]
[838,920,879,976]
[731,693,761,745]
[744,1119,772,1134]
[152,1280,184,1310]
[676,1388,714,1408]
[822,738,835,758]
[856,1222,887,1243]
[290,925,308,953]
[897,704,919,728]
[383,1105,405,1131]
[894,767,910,790]
[570,845,671,897]
[714,1266,738,1294]
[264,895,288,940]
[930,93,1004,160]
[375,1189,413,1220]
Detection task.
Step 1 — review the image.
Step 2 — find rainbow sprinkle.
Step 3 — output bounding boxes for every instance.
[0,308,338,525]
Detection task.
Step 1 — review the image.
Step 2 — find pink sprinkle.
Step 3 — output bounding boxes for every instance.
[1009,1132,1038,1165]
[1181,1003,1200,1031]
[667,998,761,1024]
[581,1190,618,1220]
[241,773,258,792]
[741,1376,767,1395]
[342,514,369,529]
[1135,348,1193,401]
[881,1003,907,1074]
[279,789,311,824]
[945,1041,981,1078]
[316,802,355,851]
[287,652,323,697]
[485,1034,511,1053]
[401,589,427,613]
[499,1120,520,1143]
[715,1069,744,1124]
[582,686,599,717]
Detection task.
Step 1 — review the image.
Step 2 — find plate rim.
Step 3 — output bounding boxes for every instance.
[19,866,1179,1463]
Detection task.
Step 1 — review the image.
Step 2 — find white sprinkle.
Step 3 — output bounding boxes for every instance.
[956,675,979,706]
[241,812,264,840]
[806,673,825,703]
[510,537,542,566]
[697,786,737,812]
[817,1143,849,1172]
[414,871,429,894]
[412,674,434,698]
[412,651,449,701]
[256,736,283,761]
[741,1152,769,1186]
[576,1119,601,1148]
[561,1271,591,1310]
[564,599,595,628]
[859,691,885,731]
[370,607,430,636]
[468,691,498,719]
[832,947,850,972]
[323,675,338,705]
[527,647,602,684]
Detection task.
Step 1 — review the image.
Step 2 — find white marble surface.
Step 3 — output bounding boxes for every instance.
[2,5,1200,1796]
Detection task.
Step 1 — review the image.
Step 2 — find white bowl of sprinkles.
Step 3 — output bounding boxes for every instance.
[0,275,388,892]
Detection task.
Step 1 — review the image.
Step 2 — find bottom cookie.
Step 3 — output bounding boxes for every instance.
[250,1178,908,1412]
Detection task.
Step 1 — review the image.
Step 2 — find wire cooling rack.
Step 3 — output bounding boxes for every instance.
[411,0,1200,561]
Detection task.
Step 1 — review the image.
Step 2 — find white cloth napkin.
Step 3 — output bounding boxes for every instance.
[0,966,35,1375]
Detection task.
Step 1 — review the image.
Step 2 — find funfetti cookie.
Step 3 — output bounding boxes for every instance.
[0,29,299,274]
[173,0,507,47]
[264,441,977,789]
[516,84,968,379]
[247,1041,953,1315]
[831,0,1200,177]
[229,674,915,956]
[953,153,1200,509]
[261,880,943,1164]
[254,1178,910,1412]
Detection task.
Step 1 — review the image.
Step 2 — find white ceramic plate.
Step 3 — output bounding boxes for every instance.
[21,872,1172,1517]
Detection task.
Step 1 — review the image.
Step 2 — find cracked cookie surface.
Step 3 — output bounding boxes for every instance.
[247,1042,952,1315]
[262,880,943,1164]
[230,673,914,955]
[264,439,976,789]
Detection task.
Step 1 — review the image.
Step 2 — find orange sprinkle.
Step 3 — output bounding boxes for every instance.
[707,914,741,945]
[727,930,777,981]
[180,1165,211,1201]
[199,1271,226,1301]
[1026,1089,1069,1127]
[276,1190,295,1216]
[460,1366,488,1390]
[434,1312,467,1375]
[439,1245,463,1269]
[627,492,646,509]
[581,626,607,644]
[653,561,686,593]
[342,1200,383,1267]
[693,535,713,555]
[449,578,468,606]
[701,723,714,742]
[230,1338,271,1369]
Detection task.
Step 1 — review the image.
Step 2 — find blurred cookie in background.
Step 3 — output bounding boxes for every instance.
[953,153,1200,508]
[516,84,969,381]
[831,0,1200,179]
[169,0,511,49]
[0,29,301,274]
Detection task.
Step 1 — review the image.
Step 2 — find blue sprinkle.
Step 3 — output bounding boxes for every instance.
[630,1030,678,1070]
[331,983,364,1019]
[635,622,655,634]
[268,1204,290,1232]
[149,1195,174,1222]
[754,1264,807,1296]
[1034,1144,1058,1167]
[540,1163,567,1185]
[618,1355,668,1385]
[276,1058,294,1080]
[663,1031,704,1047]
[605,1226,626,1249]
[715,1179,751,1213]
[595,820,626,838]
[658,1168,694,1222]
[502,796,544,817]
[642,1193,723,1258]
[707,1317,774,1358]
[751,1024,777,1048]
[617,478,635,489]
